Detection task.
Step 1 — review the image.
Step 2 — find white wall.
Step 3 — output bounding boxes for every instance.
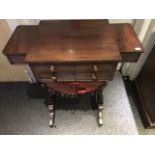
[6,19,38,31]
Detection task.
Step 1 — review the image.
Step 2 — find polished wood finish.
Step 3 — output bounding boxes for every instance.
[30,63,117,82]
[3,26,37,64]
[25,21,121,63]
[39,19,109,27]
[2,19,144,85]
[3,20,144,64]
[118,23,143,61]
[135,44,155,128]
[25,43,121,63]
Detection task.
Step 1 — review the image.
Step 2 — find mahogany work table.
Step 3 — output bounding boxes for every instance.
[3,20,144,127]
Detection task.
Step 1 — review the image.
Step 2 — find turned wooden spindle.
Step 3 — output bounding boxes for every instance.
[91,65,98,80]
[50,65,57,81]
[93,65,98,72]
[50,65,55,73]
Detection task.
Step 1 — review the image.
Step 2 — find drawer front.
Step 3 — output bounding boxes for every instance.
[30,63,117,81]
[38,72,76,81]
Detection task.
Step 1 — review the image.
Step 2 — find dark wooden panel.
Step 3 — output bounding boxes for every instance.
[38,20,110,38]
[115,23,143,62]
[30,63,117,82]
[39,19,109,26]
[116,23,143,53]
[75,72,115,81]
[7,54,25,64]
[120,52,141,62]
[37,72,115,82]
[136,43,155,128]
[38,72,76,81]
[30,63,116,72]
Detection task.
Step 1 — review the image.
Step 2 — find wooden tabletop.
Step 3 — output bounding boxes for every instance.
[25,21,121,63]
[3,20,144,63]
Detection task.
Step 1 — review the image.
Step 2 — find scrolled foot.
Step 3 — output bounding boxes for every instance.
[97,104,104,126]
[48,105,56,127]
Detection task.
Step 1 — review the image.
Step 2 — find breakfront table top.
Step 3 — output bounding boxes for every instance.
[3,20,144,64]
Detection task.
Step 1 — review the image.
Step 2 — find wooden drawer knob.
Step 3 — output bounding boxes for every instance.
[50,65,57,81]
[93,65,98,72]
[91,73,97,80]
[91,65,98,80]
[51,76,57,81]
[50,65,55,73]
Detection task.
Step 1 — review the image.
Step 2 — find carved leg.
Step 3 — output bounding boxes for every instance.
[90,91,98,110]
[96,82,106,126]
[48,93,56,127]
[96,90,104,126]
[97,104,104,126]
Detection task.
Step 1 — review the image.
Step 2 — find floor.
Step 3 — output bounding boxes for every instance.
[0,72,155,135]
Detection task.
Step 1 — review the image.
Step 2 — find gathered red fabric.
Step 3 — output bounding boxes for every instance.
[46,81,103,95]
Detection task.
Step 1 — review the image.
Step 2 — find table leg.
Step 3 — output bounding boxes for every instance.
[48,92,56,127]
[96,82,107,126]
